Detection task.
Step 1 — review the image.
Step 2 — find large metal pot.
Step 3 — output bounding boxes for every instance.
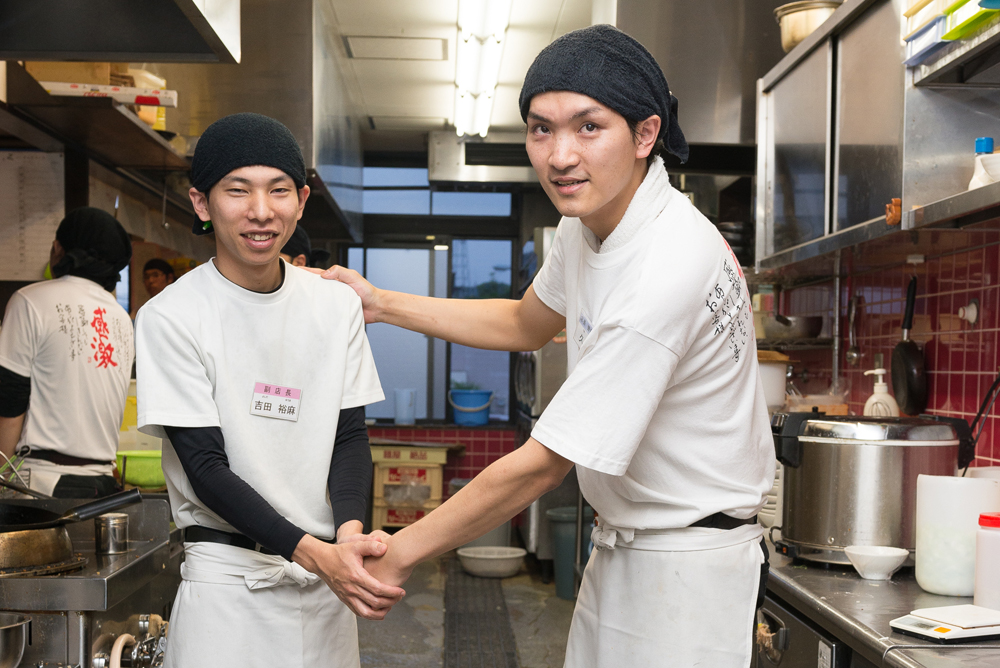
[774,1,843,53]
[0,613,30,668]
[772,414,972,564]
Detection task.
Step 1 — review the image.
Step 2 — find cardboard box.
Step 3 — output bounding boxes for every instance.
[25,61,111,85]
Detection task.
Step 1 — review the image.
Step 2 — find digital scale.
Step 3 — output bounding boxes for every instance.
[890,604,1000,644]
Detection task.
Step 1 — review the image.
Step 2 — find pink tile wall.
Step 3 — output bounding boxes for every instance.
[368,426,519,497]
[783,239,1000,467]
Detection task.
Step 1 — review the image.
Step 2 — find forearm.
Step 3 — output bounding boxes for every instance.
[386,438,572,570]
[0,414,25,459]
[375,291,535,351]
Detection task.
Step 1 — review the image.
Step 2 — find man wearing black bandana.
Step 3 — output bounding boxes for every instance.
[327,25,774,666]
[0,207,134,498]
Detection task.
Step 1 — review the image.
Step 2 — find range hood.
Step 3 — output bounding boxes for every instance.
[124,0,363,242]
[0,0,240,63]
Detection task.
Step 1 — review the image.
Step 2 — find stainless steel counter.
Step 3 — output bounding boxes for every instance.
[765,541,1000,667]
[0,498,171,611]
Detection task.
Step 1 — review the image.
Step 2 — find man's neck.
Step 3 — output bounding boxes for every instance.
[580,159,649,242]
[213,254,284,293]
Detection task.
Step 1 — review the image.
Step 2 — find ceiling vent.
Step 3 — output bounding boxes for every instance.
[343,36,447,60]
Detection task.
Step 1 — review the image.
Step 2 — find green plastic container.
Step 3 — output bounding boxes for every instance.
[116,450,165,488]
[546,506,595,600]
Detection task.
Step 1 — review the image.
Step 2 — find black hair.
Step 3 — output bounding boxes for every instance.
[143,258,175,277]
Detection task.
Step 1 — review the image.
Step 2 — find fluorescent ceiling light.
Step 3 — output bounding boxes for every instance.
[434,244,450,251]
[454,0,511,137]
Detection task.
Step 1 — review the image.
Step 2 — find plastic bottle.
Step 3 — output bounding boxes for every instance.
[976,513,1000,611]
[863,369,900,417]
[969,137,996,190]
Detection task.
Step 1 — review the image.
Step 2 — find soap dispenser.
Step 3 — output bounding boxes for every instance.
[863,369,900,417]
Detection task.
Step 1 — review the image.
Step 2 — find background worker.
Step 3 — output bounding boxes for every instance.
[141,258,175,299]
[0,207,134,498]
[330,25,774,667]
[279,225,312,267]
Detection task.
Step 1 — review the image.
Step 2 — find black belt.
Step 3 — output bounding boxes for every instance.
[688,512,758,531]
[26,449,115,467]
[183,525,334,557]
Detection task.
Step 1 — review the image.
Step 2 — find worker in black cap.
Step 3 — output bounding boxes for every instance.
[279,225,312,267]
[134,112,402,668]
[0,207,134,498]
[328,25,773,666]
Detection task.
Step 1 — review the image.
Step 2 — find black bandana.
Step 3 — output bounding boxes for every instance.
[518,24,689,163]
[53,207,132,291]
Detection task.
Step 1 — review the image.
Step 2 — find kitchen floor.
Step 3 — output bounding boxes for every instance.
[358,555,575,667]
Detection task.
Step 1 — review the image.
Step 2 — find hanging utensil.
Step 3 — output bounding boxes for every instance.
[0,488,142,533]
[891,276,927,415]
[0,477,50,500]
[846,296,862,367]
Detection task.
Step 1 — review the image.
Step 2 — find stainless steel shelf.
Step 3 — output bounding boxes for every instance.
[902,180,1000,229]
[913,13,1000,86]
[757,338,834,351]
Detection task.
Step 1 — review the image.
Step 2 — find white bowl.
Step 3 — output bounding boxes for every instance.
[456,546,526,578]
[844,545,909,580]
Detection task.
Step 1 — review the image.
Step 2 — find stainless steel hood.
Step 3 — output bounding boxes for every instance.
[0,0,240,64]
[616,0,789,146]
[144,0,364,242]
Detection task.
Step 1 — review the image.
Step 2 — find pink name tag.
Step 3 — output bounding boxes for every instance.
[250,382,302,422]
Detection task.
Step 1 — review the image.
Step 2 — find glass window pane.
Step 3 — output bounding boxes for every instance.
[115,265,129,314]
[362,189,430,215]
[449,239,512,421]
[363,167,429,187]
[432,191,511,217]
[363,249,430,420]
[347,247,364,273]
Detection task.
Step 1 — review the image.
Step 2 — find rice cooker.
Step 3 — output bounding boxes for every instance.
[771,412,974,565]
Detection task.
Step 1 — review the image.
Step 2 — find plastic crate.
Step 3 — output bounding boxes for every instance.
[372,463,443,503]
[904,0,949,39]
[372,498,441,530]
[905,15,949,65]
[943,0,999,40]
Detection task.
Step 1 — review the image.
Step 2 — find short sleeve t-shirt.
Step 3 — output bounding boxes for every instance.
[136,261,383,540]
[531,158,774,530]
[0,275,134,462]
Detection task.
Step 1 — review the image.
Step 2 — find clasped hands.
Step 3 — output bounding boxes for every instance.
[293,526,412,620]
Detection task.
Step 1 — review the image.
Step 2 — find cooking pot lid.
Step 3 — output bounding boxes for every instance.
[799,416,959,442]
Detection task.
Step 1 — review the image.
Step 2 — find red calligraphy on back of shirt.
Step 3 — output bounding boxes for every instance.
[89,307,117,368]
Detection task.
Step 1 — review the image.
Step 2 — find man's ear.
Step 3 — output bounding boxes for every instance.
[293,254,308,267]
[296,185,311,221]
[634,114,662,160]
[190,187,211,222]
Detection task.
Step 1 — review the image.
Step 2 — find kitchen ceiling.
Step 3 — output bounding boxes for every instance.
[328,0,593,152]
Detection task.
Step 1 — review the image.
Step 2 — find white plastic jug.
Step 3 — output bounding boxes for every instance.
[393,388,417,425]
[915,475,1000,596]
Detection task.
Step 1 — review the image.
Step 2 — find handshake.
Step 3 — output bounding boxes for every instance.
[292,529,412,620]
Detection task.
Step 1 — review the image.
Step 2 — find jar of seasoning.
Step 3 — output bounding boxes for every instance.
[975,513,1000,611]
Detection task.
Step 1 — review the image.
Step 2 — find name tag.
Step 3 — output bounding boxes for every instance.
[250,382,301,422]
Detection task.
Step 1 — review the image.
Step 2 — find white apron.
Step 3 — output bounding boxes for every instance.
[163,542,360,668]
[564,522,765,668]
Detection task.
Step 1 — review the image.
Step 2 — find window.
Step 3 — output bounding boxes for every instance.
[349,239,513,422]
[362,167,512,217]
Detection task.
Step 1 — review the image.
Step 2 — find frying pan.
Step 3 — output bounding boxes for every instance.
[891,276,927,415]
[0,488,142,533]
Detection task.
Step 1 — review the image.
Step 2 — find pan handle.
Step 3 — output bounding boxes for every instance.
[902,276,917,334]
[60,488,143,523]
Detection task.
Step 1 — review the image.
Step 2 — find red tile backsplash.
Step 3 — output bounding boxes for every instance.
[368,425,518,497]
[782,239,1000,468]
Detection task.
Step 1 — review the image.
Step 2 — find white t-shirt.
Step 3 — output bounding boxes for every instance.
[0,275,134,463]
[531,157,774,530]
[136,261,383,540]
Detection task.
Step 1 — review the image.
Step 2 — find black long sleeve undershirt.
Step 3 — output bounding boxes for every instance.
[0,365,30,417]
[164,406,373,560]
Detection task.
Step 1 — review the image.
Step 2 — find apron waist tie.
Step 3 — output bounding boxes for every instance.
[593,520,764,553]
[179,541,320,590]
